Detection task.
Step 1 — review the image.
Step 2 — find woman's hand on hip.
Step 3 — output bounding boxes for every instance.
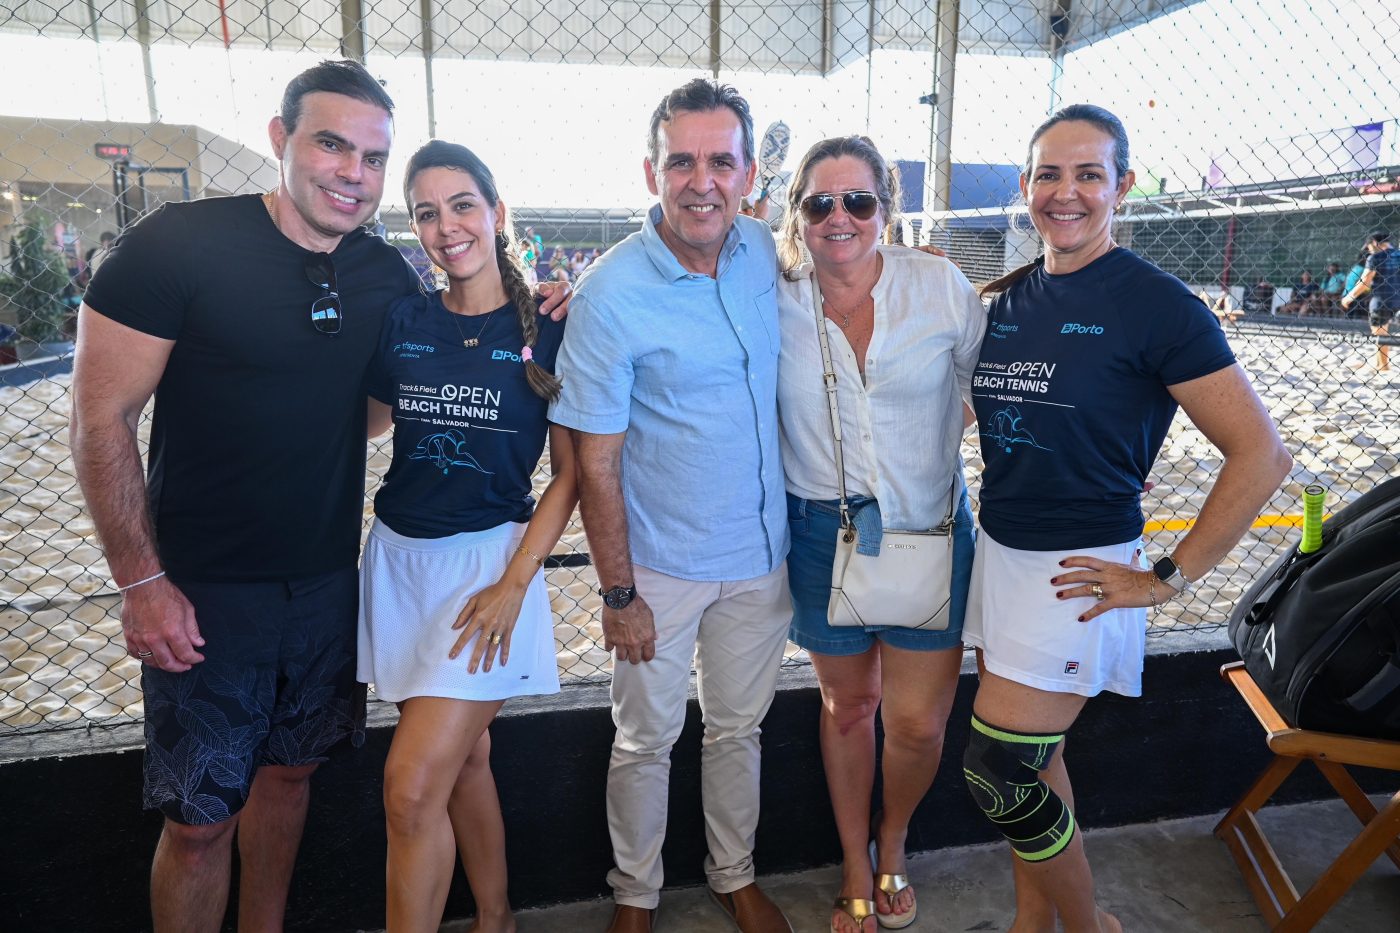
[1051,551,1157,622]
[449,578,528,673]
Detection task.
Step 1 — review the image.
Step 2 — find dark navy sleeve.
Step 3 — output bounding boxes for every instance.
[1141,291,1236,386]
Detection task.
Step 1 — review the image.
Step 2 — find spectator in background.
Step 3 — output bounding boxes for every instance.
[1280,270,1319,316]
[1241,275,1274,314]
[1343,230,1400,371]
[1198,284,1238,327]
[570,249,590,279]
[77,230,116,289]
[590,247,603,264]
[550,246,571,282]
[1307,261,1346,317]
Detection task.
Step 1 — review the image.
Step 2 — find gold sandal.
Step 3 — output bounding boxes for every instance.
[831,897,876,933]
[872,873,916,930]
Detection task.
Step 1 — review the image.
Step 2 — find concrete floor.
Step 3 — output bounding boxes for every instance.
[428,798,1400,933]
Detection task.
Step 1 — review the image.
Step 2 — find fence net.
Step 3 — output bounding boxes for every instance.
[2,0,1397,734]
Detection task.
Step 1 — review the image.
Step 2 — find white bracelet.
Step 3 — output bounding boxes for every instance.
[117,570,166,594]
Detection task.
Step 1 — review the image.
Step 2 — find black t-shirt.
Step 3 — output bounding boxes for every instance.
[972,248,1236,551]
[367,292,566,538]
[84,195,421,582]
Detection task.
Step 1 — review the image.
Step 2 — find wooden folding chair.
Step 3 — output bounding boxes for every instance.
[1214,661,1400,931]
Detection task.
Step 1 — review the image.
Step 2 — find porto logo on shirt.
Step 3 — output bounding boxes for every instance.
[1059,323,1105,335]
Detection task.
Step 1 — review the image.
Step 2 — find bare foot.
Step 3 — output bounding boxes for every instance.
[1096,906,1123,933]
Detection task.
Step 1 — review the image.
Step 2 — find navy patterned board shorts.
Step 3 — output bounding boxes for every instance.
[141,568,366,825]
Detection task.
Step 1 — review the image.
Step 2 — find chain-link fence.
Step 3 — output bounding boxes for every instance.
[2,0,1397,735]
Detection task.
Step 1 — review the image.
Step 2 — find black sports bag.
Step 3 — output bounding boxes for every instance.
[1229,474,1400,739]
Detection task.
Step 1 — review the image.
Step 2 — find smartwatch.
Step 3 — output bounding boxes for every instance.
[599,583,637,611]
[1152,555,1189,594]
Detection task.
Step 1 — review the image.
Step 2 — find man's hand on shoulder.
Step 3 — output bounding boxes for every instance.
[602,595,657,665]
[123,577,206,672]
[537,281,572,322]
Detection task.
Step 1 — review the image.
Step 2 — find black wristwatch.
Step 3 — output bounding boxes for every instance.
[599,583,637,611]
[1152,555,1189,594]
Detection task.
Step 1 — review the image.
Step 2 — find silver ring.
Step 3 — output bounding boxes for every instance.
[1091,584,1105,601]
[136,649,154,658]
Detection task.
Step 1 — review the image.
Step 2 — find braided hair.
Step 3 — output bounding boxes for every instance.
[404,140,562,400]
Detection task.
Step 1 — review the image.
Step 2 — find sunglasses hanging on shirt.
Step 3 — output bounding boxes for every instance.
[303,252,343,336]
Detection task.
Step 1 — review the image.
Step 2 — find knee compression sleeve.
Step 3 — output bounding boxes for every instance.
[962,714,1075,862]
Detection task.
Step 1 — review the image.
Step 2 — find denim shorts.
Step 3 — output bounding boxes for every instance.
[141,567,366,825]
[786,491,974,655]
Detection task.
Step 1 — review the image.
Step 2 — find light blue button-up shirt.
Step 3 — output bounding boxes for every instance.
[550,205,788,582]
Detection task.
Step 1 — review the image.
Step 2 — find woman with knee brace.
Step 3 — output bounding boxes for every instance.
[775,136,985,932]
[963,106,1291,932]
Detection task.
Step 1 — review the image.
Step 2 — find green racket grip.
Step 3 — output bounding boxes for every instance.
[1300,484,1325,554]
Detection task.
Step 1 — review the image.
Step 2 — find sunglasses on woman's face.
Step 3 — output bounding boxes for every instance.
[798,190,880,225]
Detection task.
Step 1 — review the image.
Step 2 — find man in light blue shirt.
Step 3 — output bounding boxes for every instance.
[550,79,792,933]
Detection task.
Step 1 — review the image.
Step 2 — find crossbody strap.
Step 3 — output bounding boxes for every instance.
[809,276,855,535]
[808,274,958,534]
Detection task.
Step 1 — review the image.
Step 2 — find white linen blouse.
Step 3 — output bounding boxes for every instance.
[776,245,987,529]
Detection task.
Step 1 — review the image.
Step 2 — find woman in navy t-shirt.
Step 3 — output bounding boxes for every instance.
[358,141,576,932]
[960,106,1291,932]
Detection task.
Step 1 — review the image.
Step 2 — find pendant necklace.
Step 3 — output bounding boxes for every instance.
[446,300,496,348]
[823,294,867,328]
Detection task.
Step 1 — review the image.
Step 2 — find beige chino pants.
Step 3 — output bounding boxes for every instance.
[605,562,793,908]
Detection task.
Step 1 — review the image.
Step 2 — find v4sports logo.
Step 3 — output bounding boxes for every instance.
[1060,322,1105,335]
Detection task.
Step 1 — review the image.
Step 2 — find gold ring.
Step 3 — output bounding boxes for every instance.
[489,633,503,645]
[1091,584,1105,601]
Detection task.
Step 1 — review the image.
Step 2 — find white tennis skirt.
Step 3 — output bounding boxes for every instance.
[962,528,1147,698]
[358,518,561,703]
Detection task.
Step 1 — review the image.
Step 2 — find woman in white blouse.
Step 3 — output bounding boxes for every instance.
[775,136,986,933]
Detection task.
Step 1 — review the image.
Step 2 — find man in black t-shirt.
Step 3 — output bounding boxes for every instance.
[76,59,570,931]
[74,59,409,933]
